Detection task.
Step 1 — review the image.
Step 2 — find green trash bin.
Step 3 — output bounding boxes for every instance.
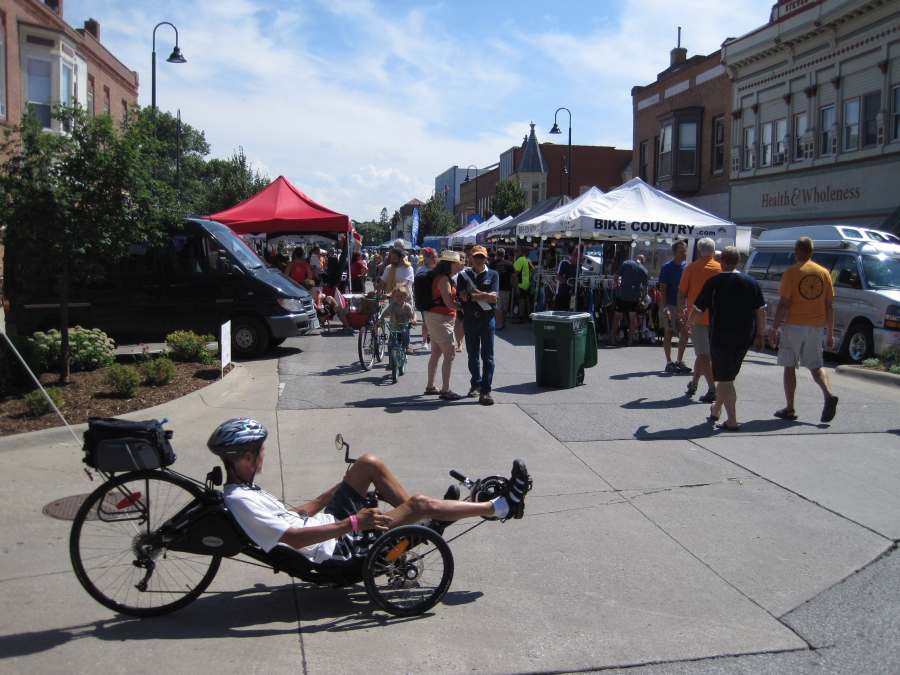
[531,311,593,388]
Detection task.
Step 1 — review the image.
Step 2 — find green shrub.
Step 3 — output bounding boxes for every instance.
[22,387,63,417]
[24,327,115,373]
[890,365,900,376]
[861,358,882,369]
[165,331,215,364]
[880,345,900,369]
[139,357,176,386]
[104,364,141,398]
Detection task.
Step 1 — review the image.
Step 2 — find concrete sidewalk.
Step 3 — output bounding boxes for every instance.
[1,325,899,674]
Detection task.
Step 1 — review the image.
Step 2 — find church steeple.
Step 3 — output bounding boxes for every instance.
[516,122,546,175]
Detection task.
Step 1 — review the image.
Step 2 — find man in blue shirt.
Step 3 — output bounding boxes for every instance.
[658,240,690,374]
[459,245,499,405]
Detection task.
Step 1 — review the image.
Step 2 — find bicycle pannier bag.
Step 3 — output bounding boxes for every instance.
[83,417,176,471]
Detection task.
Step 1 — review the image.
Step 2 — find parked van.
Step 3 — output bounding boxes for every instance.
[745,225,900,363]
[2,218,317,357]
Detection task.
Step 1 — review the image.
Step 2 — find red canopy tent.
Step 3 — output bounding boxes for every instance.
[207,175,351,234]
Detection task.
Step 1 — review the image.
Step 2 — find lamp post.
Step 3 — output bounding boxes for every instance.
[549,107,572,198]
[464,164,478,223]
[151,21,186,111]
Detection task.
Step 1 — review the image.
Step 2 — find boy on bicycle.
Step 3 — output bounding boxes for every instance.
[382,286,415,352]
[208,418,532,563]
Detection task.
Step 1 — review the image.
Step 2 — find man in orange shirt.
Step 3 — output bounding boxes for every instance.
[679,238,721,403]
[768,237,839,423]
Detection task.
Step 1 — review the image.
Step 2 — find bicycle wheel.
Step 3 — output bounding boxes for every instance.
[358,319,378,370]
[390,351,398,383]
[70,471,221,617]
[364,525,454,617]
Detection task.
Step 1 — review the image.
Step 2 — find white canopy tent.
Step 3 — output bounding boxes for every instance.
[448,215,513,247]
[519,178,736,242]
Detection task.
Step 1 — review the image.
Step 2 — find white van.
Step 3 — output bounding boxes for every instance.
[745,225,900,363]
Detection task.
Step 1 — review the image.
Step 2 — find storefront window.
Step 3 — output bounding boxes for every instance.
[742,126,756,170]
[712,116,724,174]
[794,112,808,159]
[862,91,881,147]
[820,105,836,155]
[677,122,696,175]
[26,58,52,128]
[775,119,787,163]
[658,124,672,178]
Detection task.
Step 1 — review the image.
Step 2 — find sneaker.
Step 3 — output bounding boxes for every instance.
[664,362,676,374]
[479,393,494,406]
[685,381,698,398]
[699,390,716,404]
[467,386,480,398]
[675,361,692,374]
[506,459,532,520]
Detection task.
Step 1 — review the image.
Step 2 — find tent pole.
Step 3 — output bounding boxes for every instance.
[346,227,352,293]
[573,234,582,311]
[536,235,545,312]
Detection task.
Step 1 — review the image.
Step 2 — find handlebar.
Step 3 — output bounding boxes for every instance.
[449,469,476,489]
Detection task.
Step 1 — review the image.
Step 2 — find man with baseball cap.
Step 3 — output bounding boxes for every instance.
[459,245,499,405]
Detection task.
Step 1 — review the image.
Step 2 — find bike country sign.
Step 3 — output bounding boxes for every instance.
[594,219,735,240]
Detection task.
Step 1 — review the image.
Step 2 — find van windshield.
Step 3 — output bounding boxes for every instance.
[861,255,900,290]
[202,221,264,270]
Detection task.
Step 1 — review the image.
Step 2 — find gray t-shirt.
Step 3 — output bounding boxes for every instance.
[617,260,649,302]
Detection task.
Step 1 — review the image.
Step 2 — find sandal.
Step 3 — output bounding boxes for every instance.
[716,423,741,432]
[773,408,798,420]
[423,387,439,395]
[821,395,839,423]
[439,390,463,401]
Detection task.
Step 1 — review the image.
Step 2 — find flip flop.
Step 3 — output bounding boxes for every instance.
[821,396,839,423]
[774,408,798,420]
[423,387,439,395]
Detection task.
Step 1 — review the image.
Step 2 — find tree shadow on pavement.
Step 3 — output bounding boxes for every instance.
[0,582,482,658]
[633,417,823,441]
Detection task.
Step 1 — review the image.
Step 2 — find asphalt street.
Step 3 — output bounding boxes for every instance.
[1,321,898,674]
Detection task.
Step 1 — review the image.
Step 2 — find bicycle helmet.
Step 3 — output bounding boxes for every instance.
[207,418,268,461]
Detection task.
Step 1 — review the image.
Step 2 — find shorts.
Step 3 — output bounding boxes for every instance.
[777,324,825,369]
[324,481,370,520]
[425,311,456,347]
[498,290,511,313]
[692,325,711,355]
[615,298,639,313]
[662,305,681,333]
[711,340,750,382]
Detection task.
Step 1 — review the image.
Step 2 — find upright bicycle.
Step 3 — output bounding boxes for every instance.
[386,321,409,383]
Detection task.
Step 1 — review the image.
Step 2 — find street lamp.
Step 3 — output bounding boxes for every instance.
[549,107,572,198]
[152,21,186,111]
[464,164,478,222]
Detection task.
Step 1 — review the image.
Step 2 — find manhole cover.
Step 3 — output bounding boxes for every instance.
[43,494,90,521]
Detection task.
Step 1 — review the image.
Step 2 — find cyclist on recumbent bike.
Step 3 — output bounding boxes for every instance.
[209,418,532,564]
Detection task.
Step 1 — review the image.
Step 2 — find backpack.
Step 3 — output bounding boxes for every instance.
[413,271,436,311]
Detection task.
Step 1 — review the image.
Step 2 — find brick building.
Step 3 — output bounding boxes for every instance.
[457,165,499,224]
[631,43,732,219]
[0,0,139,134]
[723,0,900,231]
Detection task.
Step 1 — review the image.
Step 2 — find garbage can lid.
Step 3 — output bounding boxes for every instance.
[530,311,592,322]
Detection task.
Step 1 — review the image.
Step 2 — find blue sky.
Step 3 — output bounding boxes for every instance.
[65,0,774,220]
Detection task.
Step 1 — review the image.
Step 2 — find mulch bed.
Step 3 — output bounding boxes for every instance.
[0,361,234,436]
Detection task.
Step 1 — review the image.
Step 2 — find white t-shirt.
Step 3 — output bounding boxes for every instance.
[224,484,337,562]
[381,264,415,290]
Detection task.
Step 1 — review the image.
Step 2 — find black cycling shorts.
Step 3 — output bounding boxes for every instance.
[711,341,750,383]
[324,481,369,520]
[615,298,639,313]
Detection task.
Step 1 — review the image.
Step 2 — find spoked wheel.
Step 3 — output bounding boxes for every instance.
[358,320,383,371]
[70,471,221,617]
[364,525,454,616]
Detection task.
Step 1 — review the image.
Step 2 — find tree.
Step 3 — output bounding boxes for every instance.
[379,208,389,230]
[354,218,390,245]
[0,106,177,381]
[199,147,270,214]
[492,180,527,218]
[418,194,456,245]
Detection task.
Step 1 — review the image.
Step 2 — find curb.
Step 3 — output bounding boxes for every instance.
[0,362,246,451]
[835,365,900,387]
